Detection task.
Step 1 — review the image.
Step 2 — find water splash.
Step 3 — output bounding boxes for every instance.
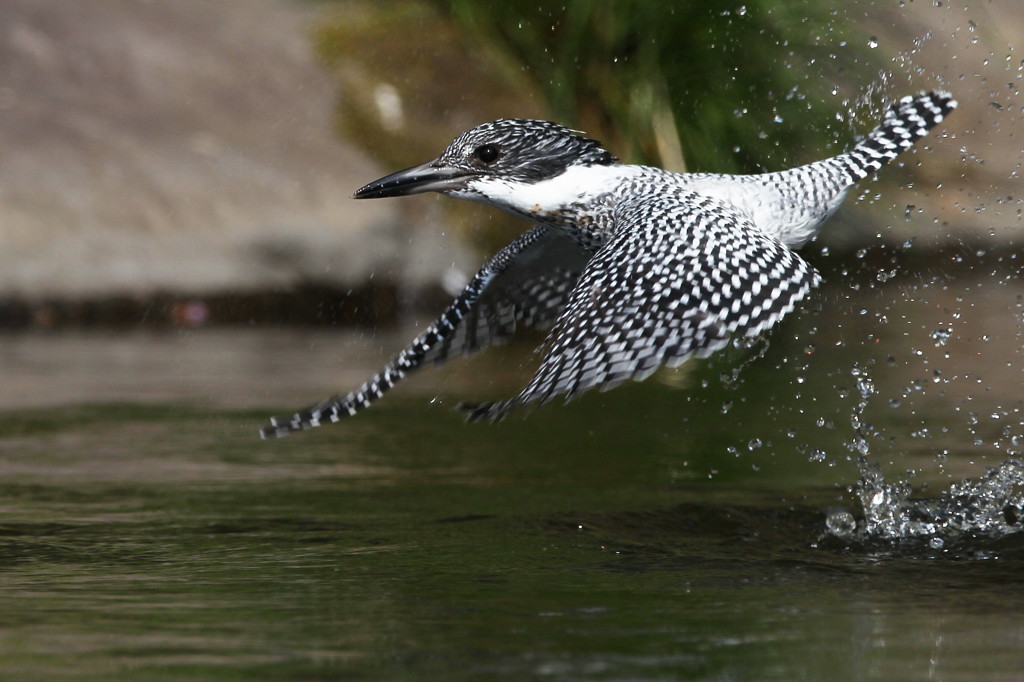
[825,363,1024,547]
[719,335,770,389]
[846,363,875,458]
[826,458,1024,543]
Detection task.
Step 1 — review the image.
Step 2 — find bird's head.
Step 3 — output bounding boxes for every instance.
[353,119,617,215]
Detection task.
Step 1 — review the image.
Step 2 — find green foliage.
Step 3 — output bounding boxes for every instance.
[441,0,879,173]
[314,0,885,253]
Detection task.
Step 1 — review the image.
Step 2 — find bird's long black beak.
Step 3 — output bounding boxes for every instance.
[353,160,475,199]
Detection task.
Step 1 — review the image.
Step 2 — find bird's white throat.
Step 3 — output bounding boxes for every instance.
[458,163,638,218]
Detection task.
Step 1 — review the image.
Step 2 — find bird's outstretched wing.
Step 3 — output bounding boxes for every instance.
[420,225,591,363]
[461,189,821,422]
[260,225,592,438]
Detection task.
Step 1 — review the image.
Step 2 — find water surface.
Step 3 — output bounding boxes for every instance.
[1,261,1023,680]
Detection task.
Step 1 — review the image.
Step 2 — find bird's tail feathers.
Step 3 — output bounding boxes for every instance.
[840,90,957,182]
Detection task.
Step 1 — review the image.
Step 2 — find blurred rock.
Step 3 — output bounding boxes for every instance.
[0,0,474,304]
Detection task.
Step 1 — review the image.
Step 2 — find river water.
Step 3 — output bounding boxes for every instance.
[0,254,1022,680]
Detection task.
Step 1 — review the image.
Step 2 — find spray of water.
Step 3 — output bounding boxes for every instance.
[824,365,1024,545]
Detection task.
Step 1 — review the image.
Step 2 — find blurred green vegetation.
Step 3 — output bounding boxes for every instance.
[445,1,883,172]
[316,0,879,174]
[314,0,883,253]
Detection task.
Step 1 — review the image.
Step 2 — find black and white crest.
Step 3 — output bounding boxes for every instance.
[437,118,617,182]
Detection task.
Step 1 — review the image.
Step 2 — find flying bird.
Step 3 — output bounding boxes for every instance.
[261,91,956,438]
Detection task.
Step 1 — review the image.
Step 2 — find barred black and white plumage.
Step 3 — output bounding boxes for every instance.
[261,90,956,437]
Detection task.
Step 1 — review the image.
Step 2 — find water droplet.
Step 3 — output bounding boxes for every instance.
[930,328,952,346]
[825,508,857,536]
[747,438,763,451]
[867,37,879,49]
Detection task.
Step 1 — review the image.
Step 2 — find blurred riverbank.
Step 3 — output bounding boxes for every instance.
[0,0,1019,327]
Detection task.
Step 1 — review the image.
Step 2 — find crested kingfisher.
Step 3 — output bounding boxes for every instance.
[261,90,956,438]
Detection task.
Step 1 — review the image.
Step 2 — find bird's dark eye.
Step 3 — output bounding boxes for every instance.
[473,144,500,164]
